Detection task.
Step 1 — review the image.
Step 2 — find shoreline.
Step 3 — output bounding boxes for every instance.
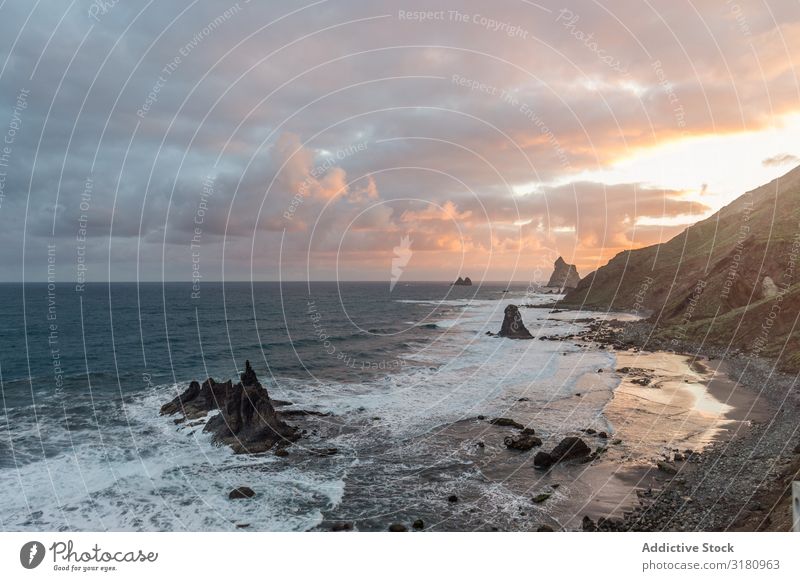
[566,317,800,531]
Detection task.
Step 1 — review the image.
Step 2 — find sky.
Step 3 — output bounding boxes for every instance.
[0,0,798,283]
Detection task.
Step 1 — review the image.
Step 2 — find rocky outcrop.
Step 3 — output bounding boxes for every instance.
[533,437,591,468]
[546,257,581,290]
[229,486,256,499]
[160,360,299,454]
[498,304,533,339]
[504,433,542,451]
[550,436,591,461]
[452,276,473,286]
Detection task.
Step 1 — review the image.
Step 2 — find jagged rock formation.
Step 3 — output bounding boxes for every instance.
[452,276,473,286]
[498,304,533,339]
[546,257,581,290]
[559,164,800,371]
[160,360,299,454]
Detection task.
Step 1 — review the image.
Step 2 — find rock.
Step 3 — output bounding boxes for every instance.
[520,427,537,436]
[275,448,289,457]
[240,359,259,386]
[657,461,678,475]
[532,493,551,503]
[598,431,608,439]
[582,516,597,532]
[476,441,485,448]
[312,448,339,457]
[452,276,473,286]
[235,523,250,528]
[229,486,256,499]
[550,437,591,462]
[388,523,408,532]
[537,525,554,532]
[504,433,543,451]
[331,522,353,532]
[412,519,424,530]
[673,452,684,462]
[489,417,525,429]
[498,305,533,339]
[161,360,299,454]
[584,428,597,435]
[533,451,554,468]
[546,257,581,290]
[447,495,459,503]
[762,276,779,299]
[612,439,623,445]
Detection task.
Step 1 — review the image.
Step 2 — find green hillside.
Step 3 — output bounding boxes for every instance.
[559,164,800,370]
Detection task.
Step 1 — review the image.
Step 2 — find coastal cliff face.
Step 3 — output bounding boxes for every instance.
[160,360,299,453]
[559,164,800,371]
[546,257,581,289]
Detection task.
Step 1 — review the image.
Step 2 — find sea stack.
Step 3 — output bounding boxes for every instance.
[547,257,581,290]
[452,276,473,286]
[160,360,299,454]
[498,304,533,339]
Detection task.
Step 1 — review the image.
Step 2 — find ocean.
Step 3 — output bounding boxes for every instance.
[0,282,617,531]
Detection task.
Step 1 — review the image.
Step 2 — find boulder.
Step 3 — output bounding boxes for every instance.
[489,417,525,429]
[388,523,408,532]
[161,360,299,454]
[330,522,353,532]
[550,437,591,462]
[498,305,533,339]
[229,486,256,499]
[504,433,543,451]
[412,519,425,530]
[533,451,554,468]
[762,276,779,299]
[546,257,581,290]
[657,461,678,475]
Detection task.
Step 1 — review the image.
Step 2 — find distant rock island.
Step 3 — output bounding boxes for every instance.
[546,257,581,290]
[452,276,473,286]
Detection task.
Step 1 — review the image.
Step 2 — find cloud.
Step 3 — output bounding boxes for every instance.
[0,0,796,281]
[762,153,800,167]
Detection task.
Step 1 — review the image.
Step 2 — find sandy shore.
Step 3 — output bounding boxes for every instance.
[422,345,774,531]
[570,318,800,531]
[556,350,772,529]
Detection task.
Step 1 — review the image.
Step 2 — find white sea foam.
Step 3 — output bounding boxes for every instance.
[0,292,617,531]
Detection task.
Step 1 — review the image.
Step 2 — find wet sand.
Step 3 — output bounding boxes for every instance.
[557,351,773,528]
[436,349,774,530]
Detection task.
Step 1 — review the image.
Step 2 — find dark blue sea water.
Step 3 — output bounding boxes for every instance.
[0,282,616,531]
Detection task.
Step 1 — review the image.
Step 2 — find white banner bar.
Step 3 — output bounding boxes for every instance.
[1,532,798,580]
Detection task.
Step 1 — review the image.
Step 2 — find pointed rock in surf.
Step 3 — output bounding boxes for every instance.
[498,304,533,339]
[160,360,298,454]
[547,257,581,290]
